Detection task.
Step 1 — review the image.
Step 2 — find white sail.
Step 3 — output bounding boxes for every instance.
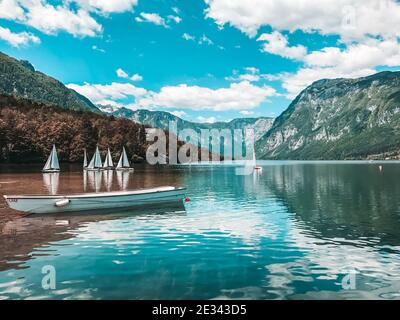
[87,154,95,169]
[51,145,60,170]
[43,145,60,171]
[103,148,114,168]
[87,146,103,169]
[122,147,130,167]
[43,153,52,171]
[116,153,123,169]
[83,149,88,168]
[94,147,103,168]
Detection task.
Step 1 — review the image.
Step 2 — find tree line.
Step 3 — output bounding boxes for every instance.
[0,94,150,163]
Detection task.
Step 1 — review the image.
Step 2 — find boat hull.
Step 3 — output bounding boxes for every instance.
[4,187,186,214]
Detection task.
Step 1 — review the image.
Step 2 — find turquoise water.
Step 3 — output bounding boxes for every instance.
[1,162,400,300]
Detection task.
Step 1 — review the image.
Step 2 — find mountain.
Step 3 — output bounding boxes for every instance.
[256,71,400,160]
[0,51,99,113]
[99,106,274,141]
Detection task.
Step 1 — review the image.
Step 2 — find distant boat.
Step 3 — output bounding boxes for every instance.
[103,148,114,169]
[253,149,262,172]
[4,187,186,214]
[86,146,103,171]
[83,149,88,169]
[43,144,60,173]
[116,146,134,171]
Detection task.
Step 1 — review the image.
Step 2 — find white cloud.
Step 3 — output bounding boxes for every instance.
[0,0,24,20]
[198,34,213,45]
[130,73,143,81]
[116,68,129,78]
[257,31,307,60]
[92,44,105,52]
[244,67,259,74]
[67,82,147,103]
[68,81,276,112]
[170,110,187,118]
[0,0,139,38]
[167,15,181,24]
[225,67,261,82]
[182,32,195,41]
[283,38,400,98]
[18,1,102,37]
[205,0,400,41]
[71,0,138,14]
[0,26,40,47]
[240,110,254,116]
[136,12,167,27]
[197,116,217,123]
[116,68,143,81]
[137,81,277,111]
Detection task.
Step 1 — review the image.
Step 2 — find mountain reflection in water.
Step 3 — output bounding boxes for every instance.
[0,162,399,300]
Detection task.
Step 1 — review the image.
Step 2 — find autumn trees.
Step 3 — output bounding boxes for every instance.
[0,95,150,163]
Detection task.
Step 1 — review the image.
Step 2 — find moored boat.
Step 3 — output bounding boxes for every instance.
[4,186,187,214]
[85,146,104,171]
[43,145,60,173]
[116,146,134,171]
[103,148,114,170]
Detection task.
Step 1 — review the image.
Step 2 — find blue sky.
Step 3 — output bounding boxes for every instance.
[1,0,400,123]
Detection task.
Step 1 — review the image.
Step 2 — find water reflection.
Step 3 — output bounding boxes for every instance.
[0,203,186,272]
[116,170,130,191]
[103,170,113,192]
[263,164,400,246]
[42,173,59,195]
[1,162,400,299]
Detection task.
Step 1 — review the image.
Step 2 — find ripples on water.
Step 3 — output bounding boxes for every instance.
[0,162,400,300]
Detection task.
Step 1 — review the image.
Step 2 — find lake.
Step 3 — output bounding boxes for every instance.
[0,161,400,300]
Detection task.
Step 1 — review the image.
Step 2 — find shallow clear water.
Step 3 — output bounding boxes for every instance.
[1,162,400,300]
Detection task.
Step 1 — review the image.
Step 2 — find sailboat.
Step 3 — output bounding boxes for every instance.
[83,149,88,169]
[103,148,114,169]
[43,145,60,173]
[116,146,134,171]
[85,146,104,171]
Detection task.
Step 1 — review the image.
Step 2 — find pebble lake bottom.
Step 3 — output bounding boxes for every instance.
[0,161,400,300]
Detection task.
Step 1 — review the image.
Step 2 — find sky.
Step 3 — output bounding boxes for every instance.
[1,0,400,123]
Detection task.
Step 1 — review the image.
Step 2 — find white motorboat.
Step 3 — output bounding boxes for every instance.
[4,186,187,214]
[43,145,60,173]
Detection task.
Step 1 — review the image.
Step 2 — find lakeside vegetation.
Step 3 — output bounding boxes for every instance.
[0,94,149,164]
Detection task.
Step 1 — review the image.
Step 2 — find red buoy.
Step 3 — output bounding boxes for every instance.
[185,197,191,203]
